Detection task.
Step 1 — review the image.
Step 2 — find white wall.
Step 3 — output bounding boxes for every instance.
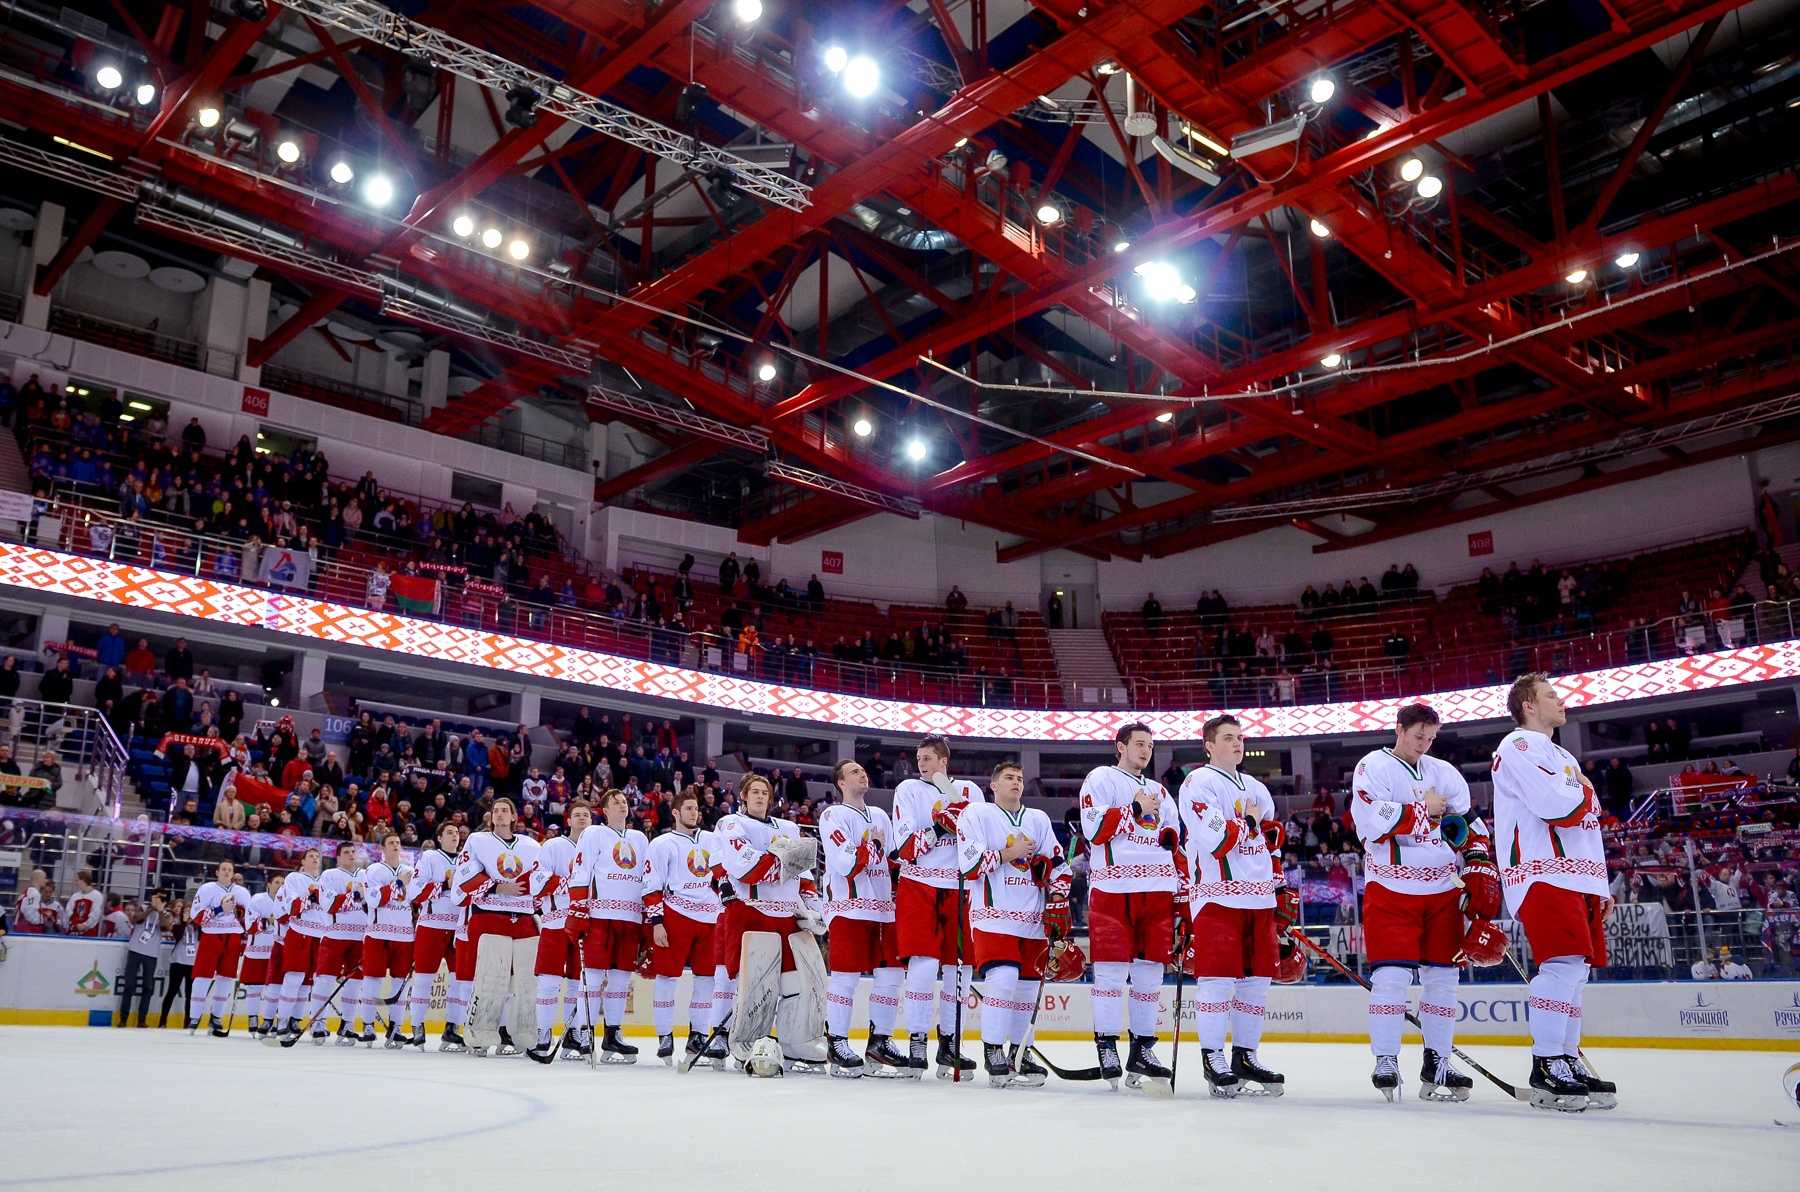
[761,513,1041,608]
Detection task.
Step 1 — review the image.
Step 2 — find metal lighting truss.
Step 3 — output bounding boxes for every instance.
[277,0,813,211]
[0,136,140,200]
[762,460,921,518]
[1208,389,1800,523]
[134,206,385,296]
[381,298,594,372]
[586,385,771,451]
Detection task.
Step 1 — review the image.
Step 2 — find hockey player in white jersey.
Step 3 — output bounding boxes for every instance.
[188,859,251,1035]
[528,800,592,1064]
[819,760,907,1078]
[314,841,373,1045]
[1350,702,1501,1101]
[361,832,416,1049]
[891,736,985,1078]
[1078,722,1180,1090]
[405,821,464,1050]
[64,870,105,937]
[957,761,1068,1088]
[454,798,542,1058]
[1491,673,1617,1112]
[241,875,284,1038]
[1178,714,1288,1097]
[567,788,651,1063]
[643,788,721,1068]
[275,849,329,1041]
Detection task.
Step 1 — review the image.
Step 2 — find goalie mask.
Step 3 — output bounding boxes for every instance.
[746,1036,785,1078]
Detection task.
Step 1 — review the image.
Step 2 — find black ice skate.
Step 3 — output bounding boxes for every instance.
[438,1025,467,1053]
[864,1033,909,1078]
[527,1031,558,1064]
[359,1026,378,1048]
[934,1032,976,1081]
[334,1023,359,1047]
[984,1043,1013,1088]
[684,1029,707,1065]
[1565,1054,1616,1110]
[657,1033,676,1066]
[828,1034,866,1079]
[1201,1048,1240,1099]
[1093,1033,1124,1091]
[1124,1034,1173,1095]
[312,1025,331,1046]
[408,1025,427,1049]
[1419,1048,1471,1102]
[704,1028,731,1070]
[209,1016,230,1039]
[904,1032,930,1079]
[1007,1045,1048,1088]
[383,1021,407,1050]
[1372,1054,1402,1102]
[601,1024,639,1064]
[560,1026,591,1062]
[1232,1046,1285,1097]
[185,1015,200,1034]
[495,1026,521,1057]
[1528,1055,1590,1113]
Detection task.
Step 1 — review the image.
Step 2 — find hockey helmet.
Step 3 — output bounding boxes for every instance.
[1047,939,1087,982]
[1459,919,1509,967]
[745,1036,785,1078]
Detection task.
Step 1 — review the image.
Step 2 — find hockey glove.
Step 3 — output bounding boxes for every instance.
[1042,892,1072,941]
[1261,819,1287,857]
[564,910,589,945]
[1437,813,1471,850]
[1029,855,1052,888]
[1275,934,1307,984]
[932,799,969,839]
[1275,884,1301,928]
[1458,849,1503,920]
[1458,919,1509,967]
[1157,825,1181,853]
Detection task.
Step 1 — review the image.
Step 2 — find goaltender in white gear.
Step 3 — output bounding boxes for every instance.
[454,798,542,1057]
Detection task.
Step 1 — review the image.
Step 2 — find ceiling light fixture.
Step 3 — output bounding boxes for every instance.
[1155,411,1174,423]
[363,174,395,207]
[275,139,301,164]
[1308,76,1335,105]
[1321,352,1343,368]
[1035,202,1063,226]
[843,55,881,99]
[853,417,872,437]
[1399,156,1424,183]
[1565,268,1588,284]
[452,214,475,237]
[1309,218,1330,238]
[1416,175,1443,199]
[756,359,778,382]
[94,65,122,91]
[504,84,539,129]
[328,159,353,185]
[732,0,762,22]
[481,227,503,249]
[196,106,221,129]
[1112,239,1131,253]
[135,83,156,106]
[823,45,848,74]
[507,238,529,261]
[1615,250,1641,269]
[906,438,927,462]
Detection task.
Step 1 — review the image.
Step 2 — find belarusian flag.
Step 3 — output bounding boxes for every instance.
[391,574,440,615]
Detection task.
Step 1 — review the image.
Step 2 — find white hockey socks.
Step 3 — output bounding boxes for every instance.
[652,975,679,1036]
[1127,959,1164,1037]
[938,964,972,1037]
[1369,964,1410,1056]
[1560,957,1590,1054]
[1529,956,1585,1057]
[903,956,939,1036]
[340,982,365,1031]
[446,978,472,1026]
[538,975,565,1035]
[826,971,859,1038]
[1091,961,1129,1036]
[189,975,212,1022]
[1231,976,1271,1050]
[279,971,308,1024]
[689,973,714,1034]
[980,965,1019,1045]
[564,982,582,1031]
[207,977,235,1023]
[602,968,632,1027]
[241,984,262,1022]
[1418,965,1459,1056]
[361,977,388,1027]
[582,968,606,1028]
[1194,977,1234,1050]
[408,971,434,1030]
[257,984,281,1024]
[869,967,903,1037]
[712,964,736,1031]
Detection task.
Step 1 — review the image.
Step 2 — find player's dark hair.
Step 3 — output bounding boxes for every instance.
[1202,713,1240,742]
[671,787,699,810]
[990,761,1023,781]
[437,819,459,837]
[1114,722,1151,747]
[738,772,773,802]
[380,830,402,845]
[1507,672,1551,725]
[917,735,950,760]
[1396,702,1440,730]
[336,841,356,855]
[830,759,860,791]
[77,868,95,884]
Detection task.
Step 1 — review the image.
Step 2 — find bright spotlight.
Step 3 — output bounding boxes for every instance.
[363,175,395,207]
[1308,77,1335,105]
[1565,268,1588,285]
[1112,240,1131,253]
[1134,260,1183,302]
[1321,352,1343,368]
[197,106,222,129]
[507,238,529,261]
[452,215,475,238]
[953,137,969,149]
[823,45,848,74]
[1399,157,1424,183]
[1154,411,1174,424]
[905,438,926,462]
[481,228,503,249]
[843,55,880,99]
[1175,283,1197,304]
[853,418,872,437]
[1416,175,1443,199]
[732,0,762,22]
[1615,250,1641,269]
[1309,218,1330,238]
[276,139,301,164]
[135,83,157,106]
[328,159,353,185]
[1035,203,1063,226]
[756,360,778,382]
[95,65,123,91]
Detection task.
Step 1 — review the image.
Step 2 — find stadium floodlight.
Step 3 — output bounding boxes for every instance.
[1308,76,1336,105]
[1566,268,1588,284]
[843,55,880,99]
[733,0,762,22]
[1615,250,1641,269]
[363,174,395,207]
[452,215,475,237]
[824,45,848,74]
[1321,352,1343,368]
[853,417,872,437]
[1399,157,1424,183]
[328,159,353,184]
[906,438,926,462]
[1309,219,1330,238]
[94,65,123,91]
[1416,175,1443,199]
[507,238,529,261]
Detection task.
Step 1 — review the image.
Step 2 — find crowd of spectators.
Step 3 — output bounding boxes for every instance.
[1298,562,1422,617]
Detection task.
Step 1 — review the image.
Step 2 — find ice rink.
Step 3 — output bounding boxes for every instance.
[2,1027,1795,1190]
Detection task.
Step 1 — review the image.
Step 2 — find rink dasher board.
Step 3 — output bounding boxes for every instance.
[8,937,1800,1049]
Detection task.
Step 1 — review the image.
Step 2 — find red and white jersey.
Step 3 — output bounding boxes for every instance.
[716,812,811,917]
[571,824,650,924]
[956,802,1069,940]
[531,835,579,931]
[244,892,280,959]
[1078,765,1180,893]
[318,866,371,941]
[279,870,329,938]
[63,889,106,936]
[892,776,986,889]
[14,887,47,931]
[364,860,416,941]
[1491,728,1607,912]
[191,880,252,935]
[1178,765,1280,910]
[407,847,462,932]
[644,829,722,925]
[104,909,133,939]
[1351,748,1477,897]
[818,803,896,924]
[454,831,542,915]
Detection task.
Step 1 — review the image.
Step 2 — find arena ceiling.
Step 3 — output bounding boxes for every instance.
[5,0,1800,559]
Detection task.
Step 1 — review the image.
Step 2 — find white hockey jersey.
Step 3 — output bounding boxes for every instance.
[454,830,542,916]
[244,891,280,959]
[819,803,896,924]
[407,847,463,932]
[15,887,48,930]
[280,870,329,938]
[364,860,416,941]
[1350,748,1476,896]
[1178,765,1280,910]
[956,802,1069,939]
[191,880,252,935]
[644,829,722,925]
[716,811,812,917]
[1078,765,1181,893]
[892,776,986,889]
[531,835,579,931]
[318,866,371,941]
[1490,728,1607,913]
[63,889,106,936]
[571,824,651,923]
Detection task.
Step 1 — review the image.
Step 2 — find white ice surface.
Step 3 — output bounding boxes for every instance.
[1,1028,1795,1190]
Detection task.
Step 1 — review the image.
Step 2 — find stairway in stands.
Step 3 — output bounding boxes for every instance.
[1048,628,1129,707]
[1739,542,1800,599]
[0,429,28,494]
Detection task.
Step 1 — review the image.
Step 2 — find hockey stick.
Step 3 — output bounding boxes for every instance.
[1288,932,1528,1102]
[1168,966,1188,1096]
[218,977,241,1037]
[678,1010,731,1074]
[958,964,1113,1083]
[577,937,597,1073]
[952,870,966,1083]
[264,969,357,1049]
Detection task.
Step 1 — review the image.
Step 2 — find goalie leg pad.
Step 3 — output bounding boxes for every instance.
[730,932,783,1064]
[466,934,515,1050]
[507,937,540,1043]
[777,945,827,1067]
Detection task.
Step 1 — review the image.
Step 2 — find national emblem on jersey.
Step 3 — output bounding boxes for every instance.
[613,840,637,869]
[1006,835,1031,871]
[685,848,709,878]
[495,851,525,881]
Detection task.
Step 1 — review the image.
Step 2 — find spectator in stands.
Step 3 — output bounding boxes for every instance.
[95,623,127,669]
[123,637,155,681]
[1142,592,1162,636]
[1311,624,1334,667]
[180,417,206,453]
[164,678,194,733]
[38,657,73,706]
[1046,591,1063,629]
[945,585,968,614]
[1605,756,1634,809]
